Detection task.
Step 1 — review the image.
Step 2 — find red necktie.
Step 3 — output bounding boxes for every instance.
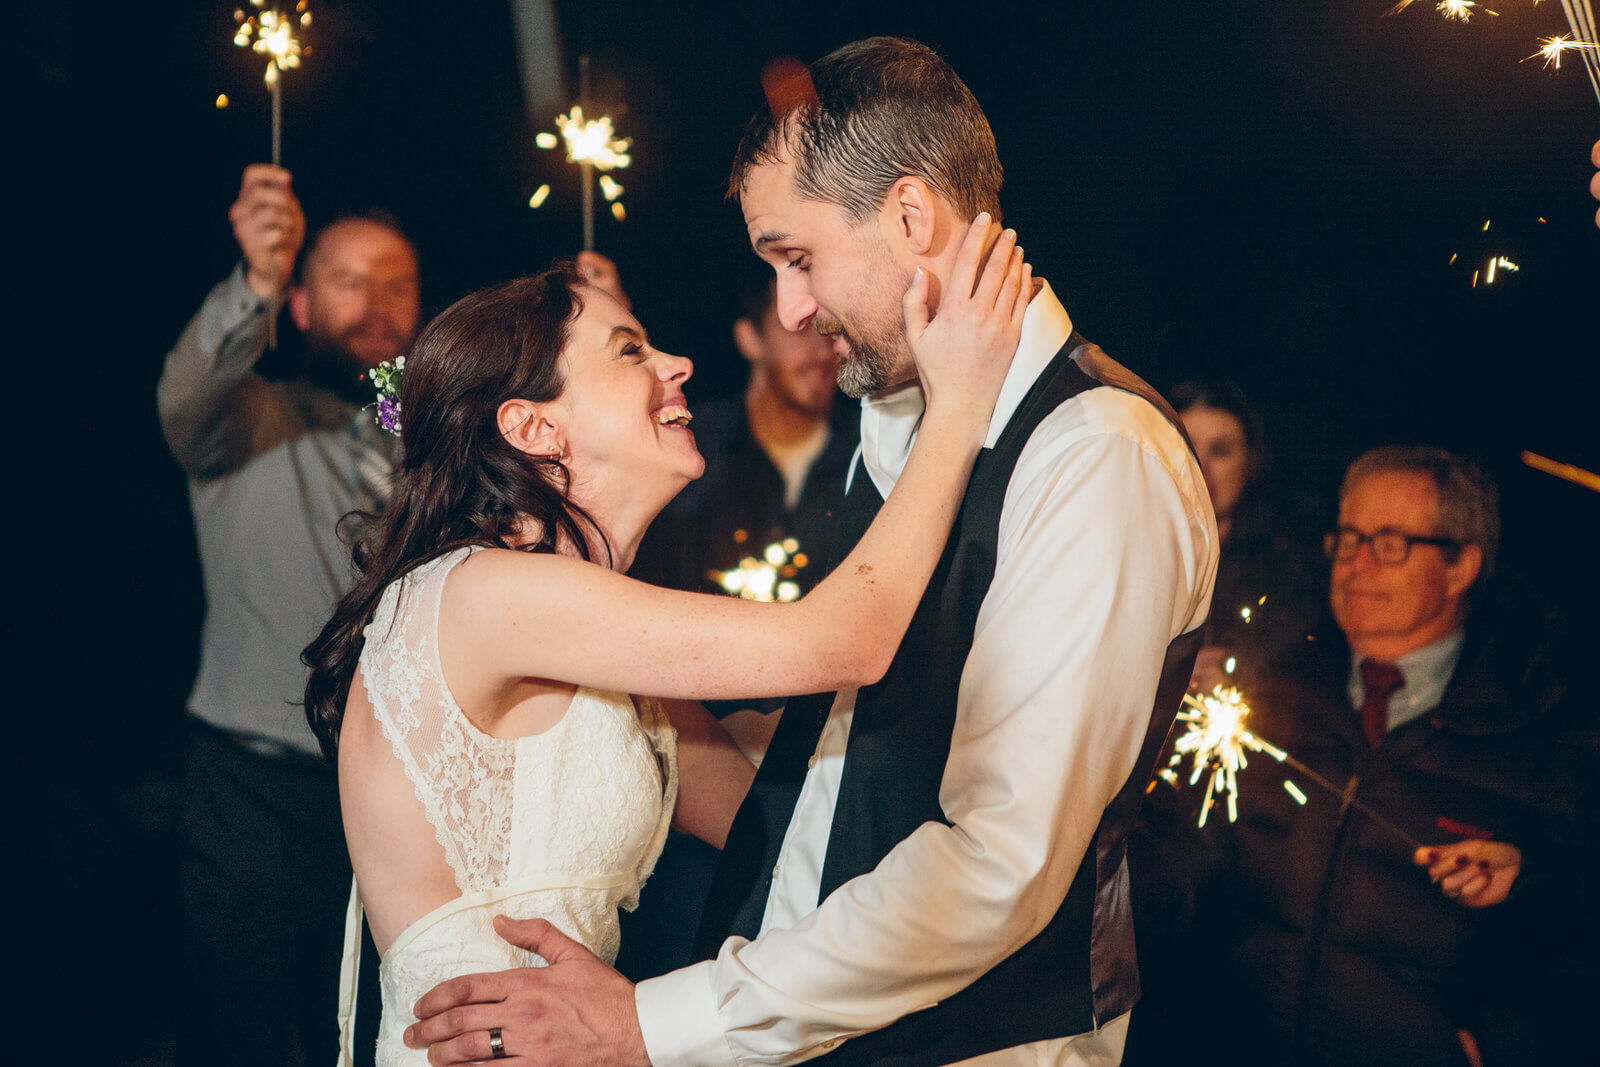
[1358,659,1405,750]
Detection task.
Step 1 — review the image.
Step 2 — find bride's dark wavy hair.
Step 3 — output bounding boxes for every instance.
[303,265,606,760]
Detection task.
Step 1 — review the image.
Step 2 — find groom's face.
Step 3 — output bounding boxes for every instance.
[742,156,915,398]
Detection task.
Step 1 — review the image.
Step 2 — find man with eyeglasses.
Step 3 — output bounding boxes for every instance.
[1186,445,1592,1066]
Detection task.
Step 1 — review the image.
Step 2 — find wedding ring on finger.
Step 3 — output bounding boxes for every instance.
[489,1026,507,1059]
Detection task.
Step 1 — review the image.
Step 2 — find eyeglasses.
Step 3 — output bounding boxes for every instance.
[1323,526,1459,565]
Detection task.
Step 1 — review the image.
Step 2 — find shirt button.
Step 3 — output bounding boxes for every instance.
[807,752,819,769]
[772,863,781,879]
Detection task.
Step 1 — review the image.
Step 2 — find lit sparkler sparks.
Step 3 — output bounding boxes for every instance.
[545,106,633,170]
[231,2,311,348]
[533,103,632,249]
[232,1,311,164]
[1383,0,1497,19]
[1439,0,1493,21]
[713,538,806,603]
[1158,687,1295,828]
[1471,254,1519,286]
[1526,32,1599,68]
[1485,255,1518,283]
[1450,218,1538,289]
[1155,685,1426,847]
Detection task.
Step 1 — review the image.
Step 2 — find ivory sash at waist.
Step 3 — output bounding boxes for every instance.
[336,870,635,1067]
[384,871,636,964]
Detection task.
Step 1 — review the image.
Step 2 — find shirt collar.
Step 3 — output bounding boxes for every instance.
[849,279,1074,499]
[1346,628,1466,732]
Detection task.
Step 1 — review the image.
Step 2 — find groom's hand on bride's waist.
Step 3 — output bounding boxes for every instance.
[404,915,650,1066]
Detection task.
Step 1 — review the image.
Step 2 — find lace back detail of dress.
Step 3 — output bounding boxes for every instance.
[360,548,516,892]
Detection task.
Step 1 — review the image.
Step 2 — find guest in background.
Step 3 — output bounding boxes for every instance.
[1172,380,1320,691]
[157,164,422,1066]
[1199,445,1592,1065]
[631,263,857,606]
[620,262,858,981]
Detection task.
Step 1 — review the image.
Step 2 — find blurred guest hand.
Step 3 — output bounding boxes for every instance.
[228,164,305,300]
[578,250,631,309]
[1414,840,1520,908]
[1590,139,1599,230]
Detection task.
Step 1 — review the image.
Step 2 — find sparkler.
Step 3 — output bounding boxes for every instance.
[1156,685,1425,848]
[1440,0,1494,20]
[1559,0,1600,105]
[1521,450,1600,493]
[1386,0,1499,19]
[1525,32,1599,68]
[232,1,310,167]
[532,57,632,250]
[232,2,310,349]
[1157,687,1295,828]
[712,538,806,603]
[1387,0,1600,107]
[1449,219,1534,288]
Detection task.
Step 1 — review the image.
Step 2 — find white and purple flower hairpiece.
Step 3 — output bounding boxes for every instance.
[368,356,404,435]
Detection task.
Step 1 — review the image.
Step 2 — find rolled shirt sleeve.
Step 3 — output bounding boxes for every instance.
[638,388,1217,1065]
[156,263,276,476]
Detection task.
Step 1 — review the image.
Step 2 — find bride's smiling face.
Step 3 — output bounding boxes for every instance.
[549,287,705,502]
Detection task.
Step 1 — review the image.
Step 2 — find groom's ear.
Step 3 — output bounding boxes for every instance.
[886,177,938,256]
[497,398,564,460]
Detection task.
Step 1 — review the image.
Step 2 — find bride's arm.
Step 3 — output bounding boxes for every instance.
[450,218,1029,703]
[662,698,756,849]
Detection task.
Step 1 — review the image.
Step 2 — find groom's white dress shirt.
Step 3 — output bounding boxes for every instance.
[636,282,1218,1066]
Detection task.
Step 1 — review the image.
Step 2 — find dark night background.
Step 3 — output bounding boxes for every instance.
[10,1,1597,1061]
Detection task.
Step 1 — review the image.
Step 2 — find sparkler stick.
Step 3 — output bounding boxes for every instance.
[1521,450,1600,492]
[579,56,594,253]
[1273,751,1425,849]
[1560,0,1600,106]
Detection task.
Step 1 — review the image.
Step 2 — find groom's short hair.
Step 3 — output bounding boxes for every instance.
[728,37,1004,225]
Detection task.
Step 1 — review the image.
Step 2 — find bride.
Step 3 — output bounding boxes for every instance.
[302,217,1029,1065]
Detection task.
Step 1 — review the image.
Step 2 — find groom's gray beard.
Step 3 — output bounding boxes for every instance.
[837,338,900,399]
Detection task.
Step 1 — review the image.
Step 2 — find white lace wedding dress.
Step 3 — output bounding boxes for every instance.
[334,547,678,1066]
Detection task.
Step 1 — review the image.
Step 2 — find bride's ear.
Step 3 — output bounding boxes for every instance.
[497,398,564,460]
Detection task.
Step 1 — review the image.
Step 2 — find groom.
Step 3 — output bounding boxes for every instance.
[407,37,1217,1065]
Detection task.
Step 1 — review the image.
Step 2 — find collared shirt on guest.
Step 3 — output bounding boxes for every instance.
[635,281,1218,1066]
[1346,629,1466,733]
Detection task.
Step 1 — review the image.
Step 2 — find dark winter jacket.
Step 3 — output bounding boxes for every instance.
[1212,622,1595,1066]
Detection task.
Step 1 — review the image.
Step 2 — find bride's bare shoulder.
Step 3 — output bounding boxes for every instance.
[444,546,606,607]
[451,545,594,577]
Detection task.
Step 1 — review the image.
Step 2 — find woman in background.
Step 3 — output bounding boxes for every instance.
[1173,380,1320,690]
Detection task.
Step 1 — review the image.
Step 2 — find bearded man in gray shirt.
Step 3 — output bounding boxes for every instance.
[158,163,421,1067]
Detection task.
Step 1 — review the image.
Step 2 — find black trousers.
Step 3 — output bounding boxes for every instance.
[177,720,351,1067]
